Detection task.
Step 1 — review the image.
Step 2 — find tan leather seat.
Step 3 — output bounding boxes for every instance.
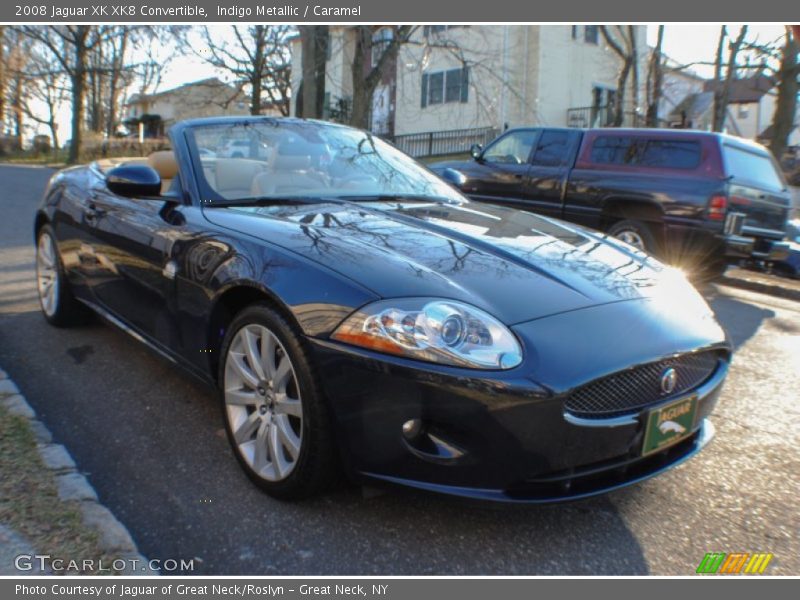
[250,155,328,196]
[147,151,179,193]
[213,158,269,198]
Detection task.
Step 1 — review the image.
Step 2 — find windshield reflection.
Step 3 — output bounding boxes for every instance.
[189,120,465,204]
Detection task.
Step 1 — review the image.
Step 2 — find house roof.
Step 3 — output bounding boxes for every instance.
[670,91,715,120]
[703,75,775,104]
[125,78,241,105]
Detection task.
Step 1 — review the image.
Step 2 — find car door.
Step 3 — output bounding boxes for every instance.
[83,178,186,348]
[524,129,582,219]
[462,129,539,205]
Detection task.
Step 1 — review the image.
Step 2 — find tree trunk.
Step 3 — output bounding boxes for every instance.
[628,26,640,125]
[0,27,6,131]
[12,67,24,147]
[299,26,327,118]
[713,26,747,132]
[69,27,90,164]
[350,27,372,130]
[767,31,799,160]
[646,25,664,127]
[612,58,632,127]
[49,120,59,154]
[251,26,265,115]
[313,28,327,117]
[106,30,128,137]
[711,26,727,132]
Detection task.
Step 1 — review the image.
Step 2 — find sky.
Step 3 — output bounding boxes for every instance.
[30,24,793,143]
[646,24,788,78]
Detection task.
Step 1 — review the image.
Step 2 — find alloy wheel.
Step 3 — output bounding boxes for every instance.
[614,229,646,250]
[224,324,303,481]
[36,232,59,317]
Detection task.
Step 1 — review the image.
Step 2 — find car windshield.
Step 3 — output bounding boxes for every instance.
[187,120,465,205]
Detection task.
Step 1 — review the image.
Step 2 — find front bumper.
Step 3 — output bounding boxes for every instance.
[308,301,730,503]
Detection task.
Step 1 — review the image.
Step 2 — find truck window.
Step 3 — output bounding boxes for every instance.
[722,145,786,192]
[639,140,701,169]
[531,131,572,167]
[590,136,638,165]
[483,130,538,165]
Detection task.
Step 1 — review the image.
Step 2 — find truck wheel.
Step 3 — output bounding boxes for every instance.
[608,220,659,255]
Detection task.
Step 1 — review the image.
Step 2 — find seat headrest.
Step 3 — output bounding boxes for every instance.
[147,151,178,180]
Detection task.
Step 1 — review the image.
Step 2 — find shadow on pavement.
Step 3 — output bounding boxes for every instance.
[702,285,776,350]
[0,306,649,575]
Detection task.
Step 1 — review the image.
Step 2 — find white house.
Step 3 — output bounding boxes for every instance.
[289,25,648,144]
[704,75,799,146]
[122,78,252,137]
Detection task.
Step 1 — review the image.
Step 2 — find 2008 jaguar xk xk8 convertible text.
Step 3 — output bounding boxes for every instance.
[34,117,731,502]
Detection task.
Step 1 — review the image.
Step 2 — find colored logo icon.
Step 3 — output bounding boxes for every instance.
[696,553,773,574]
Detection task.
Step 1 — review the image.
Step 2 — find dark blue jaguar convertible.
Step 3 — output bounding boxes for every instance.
[34,117,731,502]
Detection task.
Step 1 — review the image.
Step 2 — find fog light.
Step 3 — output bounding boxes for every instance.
[402,419,422,439]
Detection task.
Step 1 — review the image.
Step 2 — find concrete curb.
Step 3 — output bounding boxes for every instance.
[718,274,800,303]
[0,367,157,576]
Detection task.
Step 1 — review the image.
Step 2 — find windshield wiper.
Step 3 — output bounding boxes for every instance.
[335,193,461,205]
[206,196,333,208]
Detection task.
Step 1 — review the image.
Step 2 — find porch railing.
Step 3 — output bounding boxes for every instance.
[566,106,669,129]
[385,126,499,158]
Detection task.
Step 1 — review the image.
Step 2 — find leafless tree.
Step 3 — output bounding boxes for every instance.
[646,25,665,127]
[19,47,69,151]
[349,26,417,129]
[0,27,6,134]
[20,26,97,163]
[298,26,328,119]
[600,26,640,127]
[711,25,749,132]
[746,28,799,159]
[191,25,292,116]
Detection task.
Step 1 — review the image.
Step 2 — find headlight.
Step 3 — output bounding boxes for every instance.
[331,298,523,369]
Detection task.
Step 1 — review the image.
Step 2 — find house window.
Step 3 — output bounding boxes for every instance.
[421,67,470,107]
[584,25,599,45]
[371,27,393,68]
[571,25,578,40]
[738,105,750,119]
[428,72,444,105]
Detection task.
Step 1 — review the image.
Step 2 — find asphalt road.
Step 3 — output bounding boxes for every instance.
[0,164,797,575]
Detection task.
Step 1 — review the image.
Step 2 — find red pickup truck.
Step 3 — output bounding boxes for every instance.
[431,128,791,277]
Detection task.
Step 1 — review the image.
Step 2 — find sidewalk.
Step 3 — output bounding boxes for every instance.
[718,266,800,302]
[0,367,155,575]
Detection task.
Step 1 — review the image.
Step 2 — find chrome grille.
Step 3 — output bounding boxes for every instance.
[564,351,721,419]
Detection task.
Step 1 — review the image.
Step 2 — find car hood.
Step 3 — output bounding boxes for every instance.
[203,199,711,325]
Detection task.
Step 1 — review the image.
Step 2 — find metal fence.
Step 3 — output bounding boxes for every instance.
[387,126,499,158]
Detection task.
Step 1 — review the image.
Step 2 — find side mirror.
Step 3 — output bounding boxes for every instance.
[440,168,467,188]
[470,144,483,160]
[106,164,161,198]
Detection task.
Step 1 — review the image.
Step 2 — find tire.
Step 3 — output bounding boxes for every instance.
[607,219,661,256]
[218,303,339,500]
[35,224,90,327]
